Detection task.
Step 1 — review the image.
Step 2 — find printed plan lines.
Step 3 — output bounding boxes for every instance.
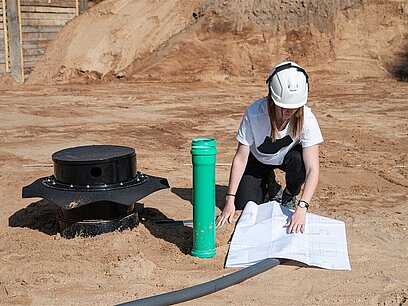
[226,201,351,270]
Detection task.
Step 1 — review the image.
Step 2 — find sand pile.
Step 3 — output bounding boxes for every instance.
[26,0,203,83]
[27,0,408,84]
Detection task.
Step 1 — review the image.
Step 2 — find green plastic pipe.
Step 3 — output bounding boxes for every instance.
[190,138,217,258]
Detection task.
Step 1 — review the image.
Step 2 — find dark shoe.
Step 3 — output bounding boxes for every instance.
[281,189,298,209]
[268,187,283,203]
[266,176,283,203]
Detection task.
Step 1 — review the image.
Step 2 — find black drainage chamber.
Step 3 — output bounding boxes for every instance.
[22,145,169,238]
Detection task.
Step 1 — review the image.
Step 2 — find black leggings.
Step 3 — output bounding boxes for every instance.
[235,145,306,210]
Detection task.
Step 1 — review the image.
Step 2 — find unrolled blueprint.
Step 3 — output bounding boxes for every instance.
[225,201,351,270]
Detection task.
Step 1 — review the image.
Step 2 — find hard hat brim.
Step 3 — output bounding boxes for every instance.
[271,96,307,109]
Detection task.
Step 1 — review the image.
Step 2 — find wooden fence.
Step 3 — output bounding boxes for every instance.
[0,0,88,83]
[0,0,10,75]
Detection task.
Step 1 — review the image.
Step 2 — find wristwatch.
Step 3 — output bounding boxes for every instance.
[297,200,309,210]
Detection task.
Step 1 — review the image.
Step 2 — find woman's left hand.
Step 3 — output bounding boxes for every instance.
[285,207,307,233]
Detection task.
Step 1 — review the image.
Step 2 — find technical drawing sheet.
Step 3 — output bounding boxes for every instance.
[225,201,351,270]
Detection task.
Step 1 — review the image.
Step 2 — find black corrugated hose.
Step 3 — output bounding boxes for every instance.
[116,258,282,306]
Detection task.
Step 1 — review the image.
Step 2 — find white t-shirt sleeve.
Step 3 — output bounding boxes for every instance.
[301,110,324,148]
[236,109,254,146]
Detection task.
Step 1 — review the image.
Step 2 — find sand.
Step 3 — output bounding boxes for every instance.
[1,0,407,305]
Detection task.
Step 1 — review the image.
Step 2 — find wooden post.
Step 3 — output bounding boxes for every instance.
[6,0,24,83]
[79,0,87,14]
[1,0,10,72]
[75,0,79,16]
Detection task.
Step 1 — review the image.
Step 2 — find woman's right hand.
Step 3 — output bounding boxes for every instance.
[216,197,236,227]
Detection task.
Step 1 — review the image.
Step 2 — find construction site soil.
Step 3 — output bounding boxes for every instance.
[0,0,407,305]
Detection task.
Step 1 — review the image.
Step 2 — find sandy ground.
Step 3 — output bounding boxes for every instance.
[0,74,407,305]
[1,0,408,305]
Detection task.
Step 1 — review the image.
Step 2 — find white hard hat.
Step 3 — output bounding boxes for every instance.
[266,61,309,109]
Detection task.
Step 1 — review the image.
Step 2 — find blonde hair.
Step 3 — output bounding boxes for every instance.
[267,95,304,141]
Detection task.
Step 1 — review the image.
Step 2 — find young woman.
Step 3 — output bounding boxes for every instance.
[216,61,323,233]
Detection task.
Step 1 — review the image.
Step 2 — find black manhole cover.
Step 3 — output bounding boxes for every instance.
[22,145,169,238]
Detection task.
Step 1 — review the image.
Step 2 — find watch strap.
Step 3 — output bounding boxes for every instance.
[298,200,309,210]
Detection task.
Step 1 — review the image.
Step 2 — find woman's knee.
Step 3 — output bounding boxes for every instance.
[235,175,265,209]
[285,149,303,167]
